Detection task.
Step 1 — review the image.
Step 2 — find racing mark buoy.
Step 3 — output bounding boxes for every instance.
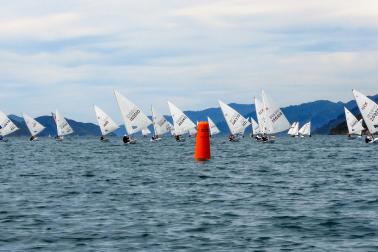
[194,121,211,161]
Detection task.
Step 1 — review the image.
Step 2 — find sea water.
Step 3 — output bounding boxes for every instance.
[0,136,377,251]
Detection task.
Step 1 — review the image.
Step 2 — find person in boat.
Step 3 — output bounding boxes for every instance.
[228,134,236,141]
[0,135,3,141]
[175,135,181,141]
[100,136,105,141]
[261,135,268,142]
[123,135,130,143]
[30,135,36,141]
[365,135,373,143]
[348,134,351,138]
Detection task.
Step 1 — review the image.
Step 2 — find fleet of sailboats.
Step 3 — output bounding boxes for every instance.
[1,89,377,144]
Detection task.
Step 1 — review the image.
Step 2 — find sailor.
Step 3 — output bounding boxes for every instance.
[100,136,105,141]
[123,135,130,143]
[228,134,235,141]
[175,135,180,141]
[365,135,372,144]
[0,135,3,141]
[30,136,36,141]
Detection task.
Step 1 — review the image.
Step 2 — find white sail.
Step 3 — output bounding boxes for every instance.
[254,97,267,134]
[344,107,364,135]
[168,121,175,135]
[151,106,171,137]
[261,90,290,134]
[53,110,73,136]
[352,89,378,134]
[0,111,19,137]
[94,105,119,136]
[142,128,151,136]
[22,113,45,137]
[288,122,296,135]
[167,101,196,136]
[293,122,299,136]
[208,117,220,136]
[114,90,152,135]
[251,117,260,135]
[219,100,250,135]
[299,122,311,136]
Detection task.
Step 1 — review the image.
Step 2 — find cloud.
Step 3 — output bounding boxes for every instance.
[0,0,378,122]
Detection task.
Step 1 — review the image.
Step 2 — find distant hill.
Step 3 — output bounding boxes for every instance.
[318,94,378,134]
[5,94,378,136]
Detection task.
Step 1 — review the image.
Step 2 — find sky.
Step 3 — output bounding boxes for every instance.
[1,0,378,122]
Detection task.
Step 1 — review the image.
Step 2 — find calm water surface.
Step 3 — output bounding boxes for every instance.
[0,136,377,251]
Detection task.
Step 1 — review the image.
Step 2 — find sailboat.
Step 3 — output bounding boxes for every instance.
[288,122,299,137]
[352,89,378,144]
[254,97,266,142]
[114,90,152,144]
[259,90,291,143]
[250,117,260,137]
[208,117,220,137]
[0,111,19,142]
[22,113,45,141]
[167,101,196,142]
[218,100,250,142]
[299,122,311,137]
[52,110,74,141]
[94,105,119,142]
[344,107,364,139]
[151,106,172,142]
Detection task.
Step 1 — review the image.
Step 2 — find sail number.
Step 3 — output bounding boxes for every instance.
[127,109,140,121]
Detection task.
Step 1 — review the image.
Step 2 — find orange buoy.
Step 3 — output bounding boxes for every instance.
[194,121,211,161]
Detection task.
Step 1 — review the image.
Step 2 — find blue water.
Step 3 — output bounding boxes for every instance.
[0,136,377,251]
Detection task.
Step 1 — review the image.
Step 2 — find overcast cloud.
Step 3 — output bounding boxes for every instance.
[1,0,378,122]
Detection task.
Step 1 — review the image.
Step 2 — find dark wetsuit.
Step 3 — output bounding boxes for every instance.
[123,136,130,143]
